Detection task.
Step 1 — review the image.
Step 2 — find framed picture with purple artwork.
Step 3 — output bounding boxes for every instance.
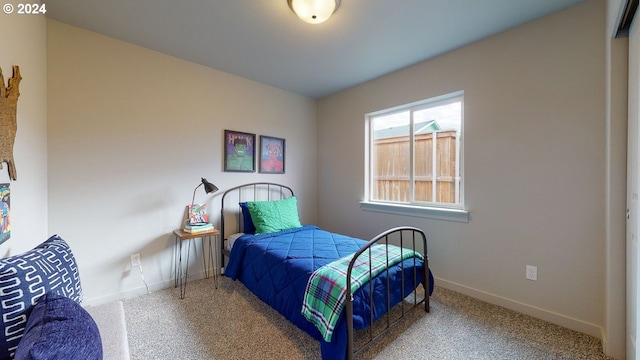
[224,130,255,172]
[259,135,285,174]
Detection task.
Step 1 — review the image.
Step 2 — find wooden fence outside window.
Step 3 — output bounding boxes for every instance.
[373,130,459,204]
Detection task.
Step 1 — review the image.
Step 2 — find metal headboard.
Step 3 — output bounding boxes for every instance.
[220,182,294,268]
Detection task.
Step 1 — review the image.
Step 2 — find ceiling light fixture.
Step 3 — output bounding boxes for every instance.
[287,0,341,25]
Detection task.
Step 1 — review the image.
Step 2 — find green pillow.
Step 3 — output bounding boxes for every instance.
[247,196,302,234]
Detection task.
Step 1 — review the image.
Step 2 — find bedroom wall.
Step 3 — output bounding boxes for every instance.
[317,0,610,340]
[604,0,628,357]
[46,19,318,305]
[0,1,49,254]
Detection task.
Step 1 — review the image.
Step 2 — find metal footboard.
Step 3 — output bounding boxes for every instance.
[345,226,430,360]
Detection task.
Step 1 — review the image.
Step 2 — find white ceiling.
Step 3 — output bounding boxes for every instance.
[44,0,584,99]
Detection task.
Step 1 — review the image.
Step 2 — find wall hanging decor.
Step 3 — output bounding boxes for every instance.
[259,135,285,174]
[0,66,21,181]
[0,183,9,244]
[224,130,256,172]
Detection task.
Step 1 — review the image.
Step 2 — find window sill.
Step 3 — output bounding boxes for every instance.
[360,201,469,223]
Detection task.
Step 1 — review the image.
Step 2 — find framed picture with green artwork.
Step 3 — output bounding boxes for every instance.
[224,130,255,172]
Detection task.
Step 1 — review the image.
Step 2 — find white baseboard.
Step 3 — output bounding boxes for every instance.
[82,268,214,307]
[435,277,604,340]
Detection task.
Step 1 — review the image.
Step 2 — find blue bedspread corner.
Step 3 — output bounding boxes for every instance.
[321,318,348,360]
[222,235,245,280]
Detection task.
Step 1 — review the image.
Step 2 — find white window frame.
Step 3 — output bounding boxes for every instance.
[361,91,469,222]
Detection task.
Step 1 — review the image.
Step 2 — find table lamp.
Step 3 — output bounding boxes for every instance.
[188,178,218,225]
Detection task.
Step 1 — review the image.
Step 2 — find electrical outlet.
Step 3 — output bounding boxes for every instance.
[130,253,141,267]
[525,265,537,281]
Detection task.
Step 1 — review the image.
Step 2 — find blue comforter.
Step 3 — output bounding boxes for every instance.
[224,225,433,360]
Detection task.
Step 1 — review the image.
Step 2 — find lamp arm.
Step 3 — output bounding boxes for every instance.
[191,183,203,206]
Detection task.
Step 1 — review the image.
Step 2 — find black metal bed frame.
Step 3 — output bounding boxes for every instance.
[220,182,430,360]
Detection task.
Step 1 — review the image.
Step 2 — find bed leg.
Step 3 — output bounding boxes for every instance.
[346,297,354,360]
[425,257,430,313]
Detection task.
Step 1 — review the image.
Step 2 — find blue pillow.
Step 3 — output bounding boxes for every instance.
[0,235,83,360]
[239,202,256,234]
[14,293,102,360]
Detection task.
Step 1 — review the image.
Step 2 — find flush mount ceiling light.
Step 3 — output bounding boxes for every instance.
[287,0,341,24]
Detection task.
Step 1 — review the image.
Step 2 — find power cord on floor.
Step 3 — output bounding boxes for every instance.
[137,263,150,294]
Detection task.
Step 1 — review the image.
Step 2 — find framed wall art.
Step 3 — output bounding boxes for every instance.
[0,183,9,244]
[259,135,285,174]
[224,130,255,172]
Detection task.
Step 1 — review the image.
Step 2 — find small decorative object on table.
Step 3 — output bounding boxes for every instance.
[187,203,209,225]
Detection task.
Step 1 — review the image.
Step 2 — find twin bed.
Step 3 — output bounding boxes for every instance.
[220,183,433,360]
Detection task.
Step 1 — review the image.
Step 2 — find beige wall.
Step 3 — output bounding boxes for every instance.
[0,1,48,254]
[4,0,627,356]
[47,19,318,305]
[318,0,610,339]
[605,1,628,357]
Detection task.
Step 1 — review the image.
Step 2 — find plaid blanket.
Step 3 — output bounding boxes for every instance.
[301,244,423,342]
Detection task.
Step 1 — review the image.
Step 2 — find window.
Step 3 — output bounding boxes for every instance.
[364,92,465,219]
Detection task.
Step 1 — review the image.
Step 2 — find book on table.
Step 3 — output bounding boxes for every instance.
[183,222,214,233]
[187,204,209,225]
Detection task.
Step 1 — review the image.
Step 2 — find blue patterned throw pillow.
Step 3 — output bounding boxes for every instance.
[0,235,82,360]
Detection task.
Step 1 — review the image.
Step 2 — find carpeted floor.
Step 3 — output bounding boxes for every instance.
[122,276,614,360]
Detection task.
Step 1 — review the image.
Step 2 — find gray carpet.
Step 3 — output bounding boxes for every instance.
[122,276,614,360]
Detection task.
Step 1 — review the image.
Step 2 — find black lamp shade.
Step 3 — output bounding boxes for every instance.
[201,178,218,194]
[191,178,218,207]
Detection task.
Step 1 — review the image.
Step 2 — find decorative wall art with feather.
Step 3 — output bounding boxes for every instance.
[0,65,20,181]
